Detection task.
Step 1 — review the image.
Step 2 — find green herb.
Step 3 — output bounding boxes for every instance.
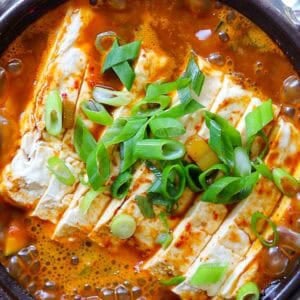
[149,117,186,138]
[236,282,260,300]
[93,86,132,107]
[159,276,186,286]
[111,171,133,199]
[136,195,155,218]
[45,90,63,136]
[110,214,136,239]
[272,168,300,197]
[184,164,203,192]
[252,158,273,180]
[79,189,101,214]
[81,100,113,125]
[95,31,117,53]
[233,147,252,177]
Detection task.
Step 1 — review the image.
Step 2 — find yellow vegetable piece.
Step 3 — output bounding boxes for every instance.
[186,135,219,170]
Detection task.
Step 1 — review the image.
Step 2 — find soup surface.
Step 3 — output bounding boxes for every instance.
[0,0,299,299]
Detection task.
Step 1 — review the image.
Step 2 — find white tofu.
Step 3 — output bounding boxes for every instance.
[174,118,300,298]
[0,9,88,208]
[53,48,172,239]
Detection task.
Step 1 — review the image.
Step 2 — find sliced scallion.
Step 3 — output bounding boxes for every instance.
[251,211,279,248]
[233,147,251,177]
[189,263,228,286]
[136,195,155,218]
[236,282,260,300]
[134,139,186,160]
[93,86,132,107]
[252,158,273,180]
[112,61,135,91]
[111,171,133,199]
[95,31,117,53]
[81,100,113,125]
[184,164,202,192]
[149,117,186,138]
[86,141,110,191]
[272,168,300,197]
[159,276,186,286]
[79,189,101,215]
[110,214,136,239]
[45,90,63,136]
[47,156,75,186]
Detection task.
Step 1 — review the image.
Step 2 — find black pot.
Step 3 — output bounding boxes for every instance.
[0,1,299,299]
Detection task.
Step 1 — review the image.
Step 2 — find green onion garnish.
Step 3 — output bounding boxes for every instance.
[74,117,97,163]
[252,158,273,180]
[134,139,186,160]
[79,189,102,214]
[233,147,251,177]
[86,141,110,191]
[47,156,75,186]
[198,163,229,190]
[45,90,63,136]
[95,31,117,53]
[136,195,155,218]
[184,164,202,192]
[272,168,300,197]
[81,100,113,125]
[93,86,132,107]
[149,117,186,138]
[246,99,274,141]
[112,61,135,91]
[161,164,186,200]
[251,211,279,248]
[110,214,136,239]
[111,171,133,199]
[159,276,186,286]
[236,282,260,300]
[189,263,228,286]
[156,232,173,249]
[205,111,242,168]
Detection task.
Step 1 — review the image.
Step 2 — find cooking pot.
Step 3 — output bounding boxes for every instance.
[0,0,299,299]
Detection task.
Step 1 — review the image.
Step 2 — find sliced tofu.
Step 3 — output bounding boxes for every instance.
[174,118,300,298]
[0,9,88,208]
[53,47,172,239]
[143,97,267,277]
[220,163,300,299]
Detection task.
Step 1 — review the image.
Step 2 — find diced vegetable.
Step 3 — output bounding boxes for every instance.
[136,195,155,218]
[233,147,251,177]
[111,171,133,199]
[236,282,260,300]
[81,100,113,125]
[160,276,186,286]
[272,168,300,197]
[110,214,136,239]
[93,86,132,107]
[149,117,186,138]
[79,189,102,214]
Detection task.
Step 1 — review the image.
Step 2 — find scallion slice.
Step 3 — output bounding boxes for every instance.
[74,117,97,163]
[251,211,279,248]
[184,164,202,192]
[159,276,185,286]
[79,189,101,214]
[149,117,186,138]
[95,31,117,53]
[252,158,273,180]
[136,195,155,218]
[81,100,113,125]
[156,232,173,249]
[45,90,63,136]
[47,156,75,186]
[134,139,186,160]
[110,214,136,239]
[236,282,260,300]
[111,171,133,199]
[246,99,274,140]
[93,86,132,107]
[161,164,186,200]
[272,168,300,197]
[112,61,136,91]
[86,141,110,191]
[189,263,228,286]
[233,147,252,177]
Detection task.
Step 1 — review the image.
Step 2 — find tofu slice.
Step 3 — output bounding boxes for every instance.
[52,48,172,239]
[143,97,268,277]
[0,9,88,208]
[90,67,254,254]
[174,118,300,298]
[220,163,300,298]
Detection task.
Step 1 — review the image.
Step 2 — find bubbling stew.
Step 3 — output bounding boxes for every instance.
[0,0,299,299]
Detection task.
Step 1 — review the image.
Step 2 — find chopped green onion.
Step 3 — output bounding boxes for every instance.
[159,212,169,230]
[205,111,242,168]
[86,141,110,190]
[111,171,133,199]
[134,139,186,160]
[159,276,186,286]
[110,214,136,239]
[156,232,173,249]
[251,211,279,248]
[81,100,113,125]
[252,158,273,180]
[272,168,300,197]
[47,156,75,186]
[189,263,228,286]
[112,61,136,91]
[132,95,171,117]
[45,90,63,136]
[136,195,155,218]
[149,117,186,138]
[79,189,101,214]
[246,99,274,140]
[184,164,202,192]
[247,130,270,160]
[74,117,97,163]
[102,117,147,146]
[158,99,204,119]
[198,163,229,190]
[93,86,132,107]
[79,173,89,186]
[146,161,162,179]
[102,40,141,72]
[236,282,260,300]
[233,147,251,177]
[161,164,186,200]
[95,31,117,53]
